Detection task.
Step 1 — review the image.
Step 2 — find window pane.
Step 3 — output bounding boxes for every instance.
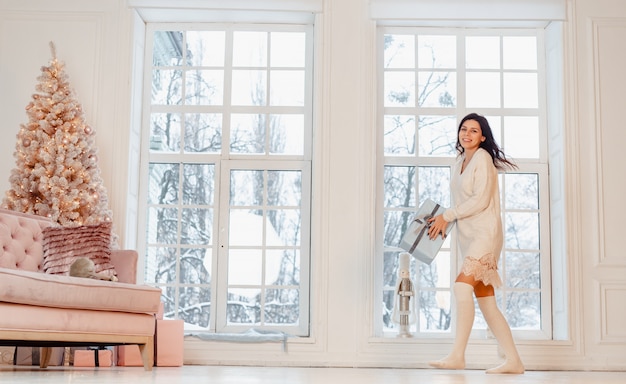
[147,207,178,244]
[145,247,177,284]
[487,115,503,145]
[418,35,456,69]
[383,251,399,288]
[504,173,539,210]
[384,211,414,248]
[267,249,300,285]
[227,288,260,324]
[233,31,267,67]
[229,210,263,246]
[265,289,299,324]
[231,70,267,106]
[504,291,541,329]
[267,209,301,246]
[270,70,304,106]
[382,251,400,331]
[230,114,266,154]
[180,248,212,285]
[178,285,211,328]
[183,164,214,205]
[417,71,456,107]
[230,170,264,206]
[382,289,396,331]
[384,71,415,107]
[503,36,537,70]
[466,36,500,69]
[148,163,179,204]
[503,116,539,158]
[187,31,225,67]
[384,166,416,208]
[466,72,500,108]
[419,252,452,289]
[267,170,301,206]
[418,115,457,156]
[152,69,182,105]
[185,69,224,105]
[419,290,451,331]
[153,31,183,66]
[160,286,177,317]
[504,73,538,108]
[151,113,181,152]
[181,208,212,245]
[184,113,222,153]
[418,166,451,207]
[384,115,415,156]
[271,32,305,67]
[228,249,262,285]
[505,252,540,289]
[384,34,415,69]
[505,212,539,249]
[269,114,304,155]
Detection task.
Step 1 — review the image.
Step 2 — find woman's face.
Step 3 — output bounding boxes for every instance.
[458,119,485,152]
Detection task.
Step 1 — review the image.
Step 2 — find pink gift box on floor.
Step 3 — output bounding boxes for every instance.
[117,301,165,367]
[116,345,144,367]
[14,346,65,366]
[155,319,184,367]
[74,349,113,367]
[117,319,184,367]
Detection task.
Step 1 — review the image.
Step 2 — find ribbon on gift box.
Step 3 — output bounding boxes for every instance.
[89,347,105,367]
[408,203,441,254]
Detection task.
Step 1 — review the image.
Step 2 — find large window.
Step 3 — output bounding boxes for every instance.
[377,27,551,339]
[140,24,313,336]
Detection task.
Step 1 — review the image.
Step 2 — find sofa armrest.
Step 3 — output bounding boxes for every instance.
[110,250,138,284]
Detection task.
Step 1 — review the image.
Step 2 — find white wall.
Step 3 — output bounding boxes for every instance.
[572,0,626,368]
[0,0,625,371]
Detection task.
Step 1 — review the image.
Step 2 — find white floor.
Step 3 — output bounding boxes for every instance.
[1,365,625,384]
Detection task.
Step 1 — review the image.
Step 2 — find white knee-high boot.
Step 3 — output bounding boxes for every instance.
[429,282,475,369]
[477,296,525,374]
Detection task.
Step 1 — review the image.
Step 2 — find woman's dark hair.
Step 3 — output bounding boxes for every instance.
[455,113,517,171]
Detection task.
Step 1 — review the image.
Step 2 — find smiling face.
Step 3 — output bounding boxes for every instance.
[458,119,485,153]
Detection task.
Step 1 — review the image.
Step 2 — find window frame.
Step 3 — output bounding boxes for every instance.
[375,26,553,340]
[138,22,314,336]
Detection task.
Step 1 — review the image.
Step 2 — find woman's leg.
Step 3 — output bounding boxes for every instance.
[477,296,525,374]
[428,278,475,369]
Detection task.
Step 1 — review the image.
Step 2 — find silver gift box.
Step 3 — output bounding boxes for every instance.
[399,199,455,265]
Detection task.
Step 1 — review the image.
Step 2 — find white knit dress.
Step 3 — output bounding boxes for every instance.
[442,148,503,288]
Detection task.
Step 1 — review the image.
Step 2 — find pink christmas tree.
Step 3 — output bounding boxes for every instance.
[3,42,113,229]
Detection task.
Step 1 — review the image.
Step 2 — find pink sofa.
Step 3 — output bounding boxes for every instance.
[0,208,161,370]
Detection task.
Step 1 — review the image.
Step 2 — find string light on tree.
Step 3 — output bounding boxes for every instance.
[2,42,115,239]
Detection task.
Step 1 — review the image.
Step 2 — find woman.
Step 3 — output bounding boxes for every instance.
[426,113,524,374]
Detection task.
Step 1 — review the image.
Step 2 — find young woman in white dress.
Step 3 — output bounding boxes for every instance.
[426,113,525,374]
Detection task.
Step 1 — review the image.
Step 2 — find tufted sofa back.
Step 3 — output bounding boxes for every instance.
[0,208,54,272]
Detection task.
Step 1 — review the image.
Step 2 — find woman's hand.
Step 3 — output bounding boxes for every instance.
[427,214,448,240]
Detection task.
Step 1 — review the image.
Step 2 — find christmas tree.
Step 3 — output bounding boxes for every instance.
[2,42,113,229]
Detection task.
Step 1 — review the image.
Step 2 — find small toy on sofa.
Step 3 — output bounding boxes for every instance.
[69,257,118,282]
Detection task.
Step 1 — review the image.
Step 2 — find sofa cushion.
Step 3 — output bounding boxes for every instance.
[0,267,160,314]
[42,221,117,278]
[0,302,157,338]
[0,208,53,272]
